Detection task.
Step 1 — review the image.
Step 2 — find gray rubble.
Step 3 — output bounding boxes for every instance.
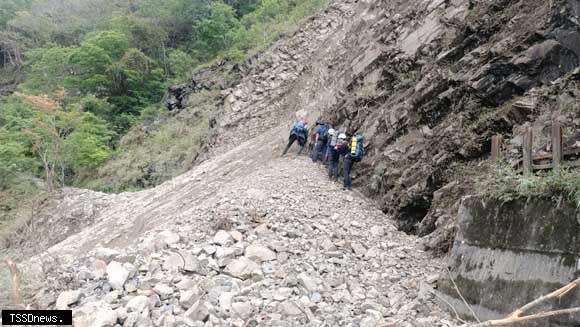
[37,158,461,326]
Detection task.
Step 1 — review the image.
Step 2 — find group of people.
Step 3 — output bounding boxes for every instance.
[282,118,364,191]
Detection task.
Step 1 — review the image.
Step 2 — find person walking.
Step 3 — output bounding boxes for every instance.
[282,118,309,156]
[311,120,330,163]
[324,129,337,165]
[343,132,364,190]
[329,132,348,181]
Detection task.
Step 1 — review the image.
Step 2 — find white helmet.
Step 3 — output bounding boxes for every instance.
[338,133,347,140]
[328,128,335,136]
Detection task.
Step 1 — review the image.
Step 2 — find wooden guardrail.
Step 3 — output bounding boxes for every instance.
[491,121,580,175]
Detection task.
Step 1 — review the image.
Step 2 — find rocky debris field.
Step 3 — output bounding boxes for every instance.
[31,157,461,327]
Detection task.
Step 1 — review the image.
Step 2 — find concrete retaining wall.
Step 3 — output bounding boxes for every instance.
[438,196,580,326]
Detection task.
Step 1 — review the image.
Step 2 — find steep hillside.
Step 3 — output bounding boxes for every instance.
[96,0,580,246]
[320,0,580,237]
[2,0,580,325]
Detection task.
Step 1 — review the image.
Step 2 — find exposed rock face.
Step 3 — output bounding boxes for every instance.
[165,0,580,242]
[439,196,580,326]
[316,0,580,236]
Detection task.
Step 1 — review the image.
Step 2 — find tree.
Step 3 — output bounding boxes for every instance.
[66,43,112,95]
[167,49,196,79]
[61,112,113,177]
[0,129,36,190]
[74,94,114,120]
[109,13,168,60]
[0,30,32,68]
[30,0,126,45]
[138,0,211,47]
[22,105,113,189]
[109,48,165,106]
[20,45,74,94]
[0,0,32,27]
[192,1,241,60]
[84,30,129,60]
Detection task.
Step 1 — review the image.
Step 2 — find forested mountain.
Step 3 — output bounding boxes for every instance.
[0,0,327,228]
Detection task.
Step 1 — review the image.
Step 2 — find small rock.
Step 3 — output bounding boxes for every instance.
[297,273,318,292]
[279,301,302,316]
[224,257,263,280]
[273,288,293,301]
[255,224,270,234]
[158,230,181,245]
[163,253,183,272]
[370,226,385,237]
[183,300,209,322]
[245,244,276,262]
[426,273,439,284]
[94,307,118,327]
[176,279,196,290]
[351,242,367,256]
[213,230,233,245]
[94,259,108,278]
[56,290,81,309]
[154,283,174,300]
[181,252,200,272]
[95,248,121,262]
[310,292,322,303]
[103,290,120,304]
[126,295,150,313]
[123,312,139,327]
[106,261,129,290]
[180,286,202,309]
[219,292,234,313]
[230,231,243,242]
[231,302,253,319]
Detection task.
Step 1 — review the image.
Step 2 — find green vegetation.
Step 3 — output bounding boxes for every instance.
[477,162,580,207]
[0,0,328,229]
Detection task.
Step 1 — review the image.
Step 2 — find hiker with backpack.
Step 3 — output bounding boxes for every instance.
[343,132,364,191]
[329,132,348,181]
[282,118,309,156]
[324,128,337,164]
[311,120,330,163]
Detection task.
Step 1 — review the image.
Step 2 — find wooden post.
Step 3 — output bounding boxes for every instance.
[491,135,503,161]
[3,259,24,309]
[523,127,533,176]
[552,121,562,173]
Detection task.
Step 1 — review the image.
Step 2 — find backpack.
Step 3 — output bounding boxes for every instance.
[292,121,307,136]
[350,134,364,161]
[318,124,329,143]
[329,132,339,147]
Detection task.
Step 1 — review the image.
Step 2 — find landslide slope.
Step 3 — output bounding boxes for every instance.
[92,0,580,249]
[0,1,467,324]
[2,0,580,324]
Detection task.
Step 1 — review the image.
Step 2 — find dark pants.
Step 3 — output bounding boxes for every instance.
[311,141,327,162]
[323,145,333,165]
[328,149,340,181]
[282,134,305,156]
[344,155,356,190]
